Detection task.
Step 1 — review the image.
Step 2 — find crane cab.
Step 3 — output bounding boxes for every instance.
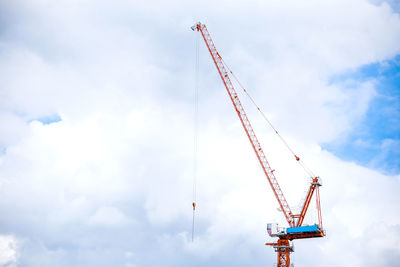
[267,223,286,237]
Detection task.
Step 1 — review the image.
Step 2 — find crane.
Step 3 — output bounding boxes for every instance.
[191,22,324,267]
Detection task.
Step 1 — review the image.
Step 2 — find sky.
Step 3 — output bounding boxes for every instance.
[0,0,399,266]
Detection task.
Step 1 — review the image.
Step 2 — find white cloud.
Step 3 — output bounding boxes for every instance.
[87,206,130,226]
[0,235,18,267]
[0,0,399,266]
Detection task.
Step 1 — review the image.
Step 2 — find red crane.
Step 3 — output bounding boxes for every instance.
[192,22,324,267]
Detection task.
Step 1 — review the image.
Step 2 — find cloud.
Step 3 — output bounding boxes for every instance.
[0,235,18,267]
[0,0,399,266]
[87,206,130,227]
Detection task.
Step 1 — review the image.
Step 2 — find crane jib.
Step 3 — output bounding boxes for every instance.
[193,22,295,227]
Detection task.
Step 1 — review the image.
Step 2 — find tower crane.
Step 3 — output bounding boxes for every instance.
[191,22,325,267]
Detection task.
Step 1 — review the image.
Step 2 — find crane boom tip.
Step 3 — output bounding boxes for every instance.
[191,22,202,31]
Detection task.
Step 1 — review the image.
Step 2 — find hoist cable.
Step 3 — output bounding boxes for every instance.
[192,33,200,242]
[220,58,316,179]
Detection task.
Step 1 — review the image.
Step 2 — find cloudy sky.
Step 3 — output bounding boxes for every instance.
[0,0,399,266]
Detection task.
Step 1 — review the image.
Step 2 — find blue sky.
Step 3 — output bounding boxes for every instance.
[325,55,400,174]
[32,114,62,125]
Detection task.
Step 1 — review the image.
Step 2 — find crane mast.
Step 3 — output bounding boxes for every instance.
[192,22,324,267]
